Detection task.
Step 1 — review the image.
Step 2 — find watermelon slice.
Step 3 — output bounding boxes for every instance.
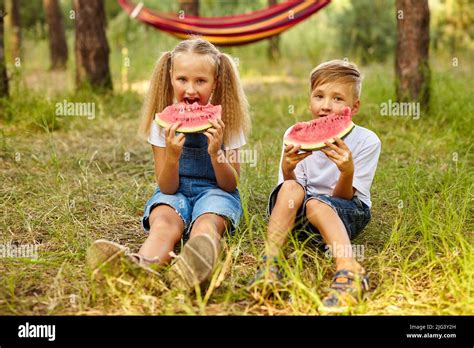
[155,102,222,133]
[284,107,355,151]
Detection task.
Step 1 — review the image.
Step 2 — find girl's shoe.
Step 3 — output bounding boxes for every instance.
[165,234,218,289]
[86,239,129,278]
[127,253,163,276]
[87,239,161,279]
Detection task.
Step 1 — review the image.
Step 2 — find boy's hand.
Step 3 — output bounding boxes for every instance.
[282,144,312,176]
[204,119,225,157]
[165,122,185,162]
[321,137,354,175]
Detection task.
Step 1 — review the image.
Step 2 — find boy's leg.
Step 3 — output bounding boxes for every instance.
[139,205,185,265]
[249,180,305,287]
[305,199,363,273]
[265,180,306,259]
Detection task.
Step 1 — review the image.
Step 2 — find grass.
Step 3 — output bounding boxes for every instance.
[0,34,473,315]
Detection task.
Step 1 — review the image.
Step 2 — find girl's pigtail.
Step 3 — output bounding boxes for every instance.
[139,52,174,139]
[213,53,250,145]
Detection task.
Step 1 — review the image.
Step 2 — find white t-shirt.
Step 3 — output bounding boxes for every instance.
[148,117,246,149]
[277,125,381,208]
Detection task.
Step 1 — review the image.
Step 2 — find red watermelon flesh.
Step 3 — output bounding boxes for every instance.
[155,102,221,133]
[284,107,354,151]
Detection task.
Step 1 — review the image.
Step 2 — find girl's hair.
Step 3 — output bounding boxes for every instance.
[139,38,251,145]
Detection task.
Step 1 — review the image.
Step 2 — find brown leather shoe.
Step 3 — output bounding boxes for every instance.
[166,234,219,289]
[86,239,129,278]
[87,239,161,279]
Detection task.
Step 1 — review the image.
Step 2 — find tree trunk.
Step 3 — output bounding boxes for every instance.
[395,0,430,107]
[43,0,68,70]
[0,0,8,98]
[178,0,199,17]
[6,0,20,64]
[267,0,280,61]
[74,0,112,91]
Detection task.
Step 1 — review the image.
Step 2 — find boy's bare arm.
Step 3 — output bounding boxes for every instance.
[281,144,311,181]
[332,171,356,200]
[321,137,356,200]
[283,170,297,181]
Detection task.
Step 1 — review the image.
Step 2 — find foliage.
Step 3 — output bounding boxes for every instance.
[334,0,396,64]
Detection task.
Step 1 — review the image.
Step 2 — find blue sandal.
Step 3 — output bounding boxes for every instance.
[248,256,283,287]
[321,269,370,309]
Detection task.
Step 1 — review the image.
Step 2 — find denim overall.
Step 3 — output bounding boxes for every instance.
[142,133,242,234]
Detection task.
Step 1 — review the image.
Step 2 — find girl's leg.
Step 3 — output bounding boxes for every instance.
[167,213,227,288]
[189,213,228,245]
[305,199,363,273]
[139,205,184,264]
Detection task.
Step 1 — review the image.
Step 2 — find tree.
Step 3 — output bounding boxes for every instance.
[395,0,430,107]
[431,0,474,54]
[178,0,199,17]
[0,0,8,98]
[43,0,68,70]
[267,0,280,61]
[337,0,395,64]
[6,0,20,64]
[74,0,112,91]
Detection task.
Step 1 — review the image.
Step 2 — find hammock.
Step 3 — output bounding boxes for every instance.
[118,0,331,46]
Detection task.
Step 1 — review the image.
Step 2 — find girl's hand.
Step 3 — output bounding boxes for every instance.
[321,137,354,175]
[204,119,225,157]
[281,144,312,176]
[165,122,185,162]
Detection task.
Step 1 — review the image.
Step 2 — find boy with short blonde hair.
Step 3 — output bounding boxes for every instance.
[253,60,381,309]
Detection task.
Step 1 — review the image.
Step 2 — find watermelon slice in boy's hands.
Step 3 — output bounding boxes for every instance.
[284,107,354,151]
[155,102,222,133]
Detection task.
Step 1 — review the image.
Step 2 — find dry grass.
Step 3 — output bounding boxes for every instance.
[0,58,472,316]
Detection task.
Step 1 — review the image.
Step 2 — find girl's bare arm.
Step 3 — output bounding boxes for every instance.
[210,150,240,192]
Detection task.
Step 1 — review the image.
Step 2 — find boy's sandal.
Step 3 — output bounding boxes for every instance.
[321,269,370,309]
[248,256,283,288]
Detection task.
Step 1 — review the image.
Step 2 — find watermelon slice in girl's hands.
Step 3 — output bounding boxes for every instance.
[155,102,222,133]
[284,107,355,151]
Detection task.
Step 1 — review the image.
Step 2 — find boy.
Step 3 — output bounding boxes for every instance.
[253,60,381,309]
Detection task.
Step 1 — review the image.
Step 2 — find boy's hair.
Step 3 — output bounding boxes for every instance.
[309,59,362,102]
[139,38,250,144]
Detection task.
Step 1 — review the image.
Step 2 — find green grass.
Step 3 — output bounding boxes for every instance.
[1,39,473,315]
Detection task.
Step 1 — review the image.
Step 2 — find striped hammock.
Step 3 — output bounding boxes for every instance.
[118,0,331,46]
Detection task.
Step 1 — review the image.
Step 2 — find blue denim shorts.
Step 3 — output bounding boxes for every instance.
[142,178,242,235]
[268,182,371,240]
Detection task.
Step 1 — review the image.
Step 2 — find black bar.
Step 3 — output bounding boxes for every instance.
[0,315,472,346]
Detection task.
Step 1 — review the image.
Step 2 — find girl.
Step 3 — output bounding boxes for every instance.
[87,39,250,289]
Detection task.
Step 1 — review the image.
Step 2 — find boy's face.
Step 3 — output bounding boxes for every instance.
[309,81,360,119]
[171,52,217,105]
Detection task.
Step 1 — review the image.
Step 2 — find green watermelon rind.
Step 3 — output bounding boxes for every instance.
[155,103,221,133]
[284,121,355,151]
[155,117,213,133]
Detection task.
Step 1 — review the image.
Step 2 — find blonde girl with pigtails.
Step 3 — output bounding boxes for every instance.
[88,38,251,290]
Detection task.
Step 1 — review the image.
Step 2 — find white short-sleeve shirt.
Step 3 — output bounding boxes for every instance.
[148,117,246,149]
[277,125,381,208]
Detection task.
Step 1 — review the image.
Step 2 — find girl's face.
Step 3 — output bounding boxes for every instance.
[309,81,359,119]
[170,52,217,105]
